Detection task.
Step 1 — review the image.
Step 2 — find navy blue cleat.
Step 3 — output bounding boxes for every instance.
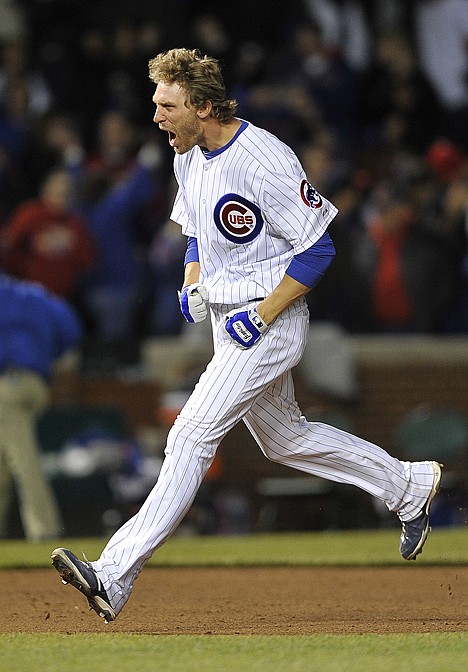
[399,462,443,561]
[51,547,116,623]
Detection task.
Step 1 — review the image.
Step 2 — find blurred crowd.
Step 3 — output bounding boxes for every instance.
[0,0,467,373]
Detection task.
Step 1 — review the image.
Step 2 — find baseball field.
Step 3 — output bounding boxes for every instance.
[1,528,467,671]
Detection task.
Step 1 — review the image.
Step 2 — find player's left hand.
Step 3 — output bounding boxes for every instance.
[224,307,269,348]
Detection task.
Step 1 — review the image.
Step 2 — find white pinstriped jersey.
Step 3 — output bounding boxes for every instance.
[92,129,437,619]
[170,120,338,304]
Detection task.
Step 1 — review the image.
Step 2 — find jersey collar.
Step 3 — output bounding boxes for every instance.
[201,120,248,159]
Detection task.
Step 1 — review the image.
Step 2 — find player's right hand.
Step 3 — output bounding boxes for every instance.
[178,283,209,323]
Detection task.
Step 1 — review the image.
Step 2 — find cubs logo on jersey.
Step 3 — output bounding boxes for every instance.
[214,193,264,244]
[300,179,323,209]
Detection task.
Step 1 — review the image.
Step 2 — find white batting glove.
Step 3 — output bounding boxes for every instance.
[224,307,269,348]
[178,283,209,323]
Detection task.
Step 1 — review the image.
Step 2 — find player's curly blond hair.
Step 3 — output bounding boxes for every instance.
[148,48,237,122]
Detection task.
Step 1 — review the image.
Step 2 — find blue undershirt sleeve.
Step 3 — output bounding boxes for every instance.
[184,236,199,265]
[286,230,336,288]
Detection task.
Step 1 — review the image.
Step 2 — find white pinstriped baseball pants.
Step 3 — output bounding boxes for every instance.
[93,298,435,615]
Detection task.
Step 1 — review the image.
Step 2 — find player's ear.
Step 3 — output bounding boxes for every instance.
[196,101,212,119]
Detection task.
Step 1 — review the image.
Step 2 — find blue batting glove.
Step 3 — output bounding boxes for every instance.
[224,307,269,348]
[178,283,209,323]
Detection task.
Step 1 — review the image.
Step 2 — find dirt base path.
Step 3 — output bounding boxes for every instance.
[1,567,467,634]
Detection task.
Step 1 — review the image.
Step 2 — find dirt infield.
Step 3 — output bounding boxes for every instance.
[2,566,468,635]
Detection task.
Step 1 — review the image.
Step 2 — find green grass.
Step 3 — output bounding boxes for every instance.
[1,529,467,671]
[1,527,467,568]
[0,632,467,672]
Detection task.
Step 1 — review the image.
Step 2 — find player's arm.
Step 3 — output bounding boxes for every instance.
[179,237,209,322]
[258,230,336,325]
[225,272,311,349]
[256,274,310,325]
[183,261,201,287]
[225,231,335,348]
[182,237,200,286]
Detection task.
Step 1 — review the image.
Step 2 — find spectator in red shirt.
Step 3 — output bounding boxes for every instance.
[0,168,95,298]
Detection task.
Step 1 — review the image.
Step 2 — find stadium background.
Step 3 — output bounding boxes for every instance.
[0,0,467,539]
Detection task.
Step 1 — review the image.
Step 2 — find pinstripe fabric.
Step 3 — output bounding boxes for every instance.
[88,120,438,617]
[93,298,435,615]
[170,120,338,304]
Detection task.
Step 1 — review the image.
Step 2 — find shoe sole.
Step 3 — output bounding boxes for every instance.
[405,461,443,561]
[51,548,116,623]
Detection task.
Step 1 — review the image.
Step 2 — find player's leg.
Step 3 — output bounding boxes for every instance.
[90,300,309,615]
[244,372,437,522]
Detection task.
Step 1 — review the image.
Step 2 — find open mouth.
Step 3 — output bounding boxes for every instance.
[168,131,176,147]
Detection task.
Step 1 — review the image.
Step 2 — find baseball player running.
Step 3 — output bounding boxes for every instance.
[51,48,442,623]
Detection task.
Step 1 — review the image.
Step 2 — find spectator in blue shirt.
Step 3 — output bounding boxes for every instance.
[0,273,83,540]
